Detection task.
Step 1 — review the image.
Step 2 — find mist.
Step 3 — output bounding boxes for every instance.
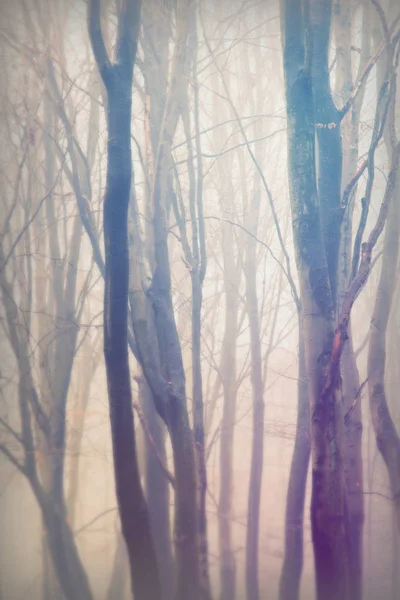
[0,1,399,599]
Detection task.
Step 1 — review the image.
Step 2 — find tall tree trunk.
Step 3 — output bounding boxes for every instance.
[191,265,212,600]
[218,222,240,600]
[208,52,241,600]
[281,1,348,597]
[138,376,175,600]
[67,339,101,528]
[30,70,92,600]
[188,15,211,593]
[244,189,264,600]
[334,5,370,597]
[367,2,400,532]
[39,493,92,600]
[107,530,129,600]
[88,2,161,598]
[341,337,364,600]
[279,322,310,600]
[367,152,400,530]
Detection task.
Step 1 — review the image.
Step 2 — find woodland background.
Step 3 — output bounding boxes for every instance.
[0,0,399,599]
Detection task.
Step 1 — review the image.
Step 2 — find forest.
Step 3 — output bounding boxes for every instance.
[0,0,399,599]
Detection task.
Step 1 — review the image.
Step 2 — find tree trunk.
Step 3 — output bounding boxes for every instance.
[39,494,93,600]
[342,336,364,600]
[88,2,161,598]
[367,153,400,530]
[107,531,129,600]
[138,376,175,600]
[191,267,212,600]
[67,341,100,528]
[279,322,310,600]
[281,1,348,597]
[244,186,266,600]
[334,5,370,596]
[218,219,239,600]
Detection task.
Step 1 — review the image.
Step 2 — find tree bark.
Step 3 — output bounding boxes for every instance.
[87,1,161,598]
[279,321,310,600]
[281,1,348,597]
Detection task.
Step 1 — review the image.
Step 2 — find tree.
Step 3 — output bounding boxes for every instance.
[367,2,400,531]
[87,1,161,598]
[280,0,398,597]
[0,6,99,594]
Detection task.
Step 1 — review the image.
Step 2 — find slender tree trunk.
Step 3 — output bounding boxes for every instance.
[138,376,175,600]
[191,268,212,600]
[208,53,241,600]
[244,186,265,600]
[218,220,239,600]
[88,2,161,598]
[334,6,370,596]
[367,151,400,530]
[107,531,129,600]
[67,342,100,528]
[39,494,92,600]
[342,336,364,600]
[279,321,310,600]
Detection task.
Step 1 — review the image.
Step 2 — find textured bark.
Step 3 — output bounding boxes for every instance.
[88,1,161,598]
[279,322,310,600]
[281,1,348,597]
[311,0,343,306]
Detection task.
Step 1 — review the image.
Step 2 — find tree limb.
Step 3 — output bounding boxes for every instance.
[87,0,113,88]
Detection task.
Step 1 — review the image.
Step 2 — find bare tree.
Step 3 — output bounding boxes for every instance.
[367,2,400,531]
[87,1,161,598]
[280,0,399,597]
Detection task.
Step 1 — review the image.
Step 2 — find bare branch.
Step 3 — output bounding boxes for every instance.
[339,39,385,120]
[0,157,66,272]
[324,142,400,395]
[0,443,26,475]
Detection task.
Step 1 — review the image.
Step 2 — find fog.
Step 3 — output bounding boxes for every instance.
[0,1,399,599]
